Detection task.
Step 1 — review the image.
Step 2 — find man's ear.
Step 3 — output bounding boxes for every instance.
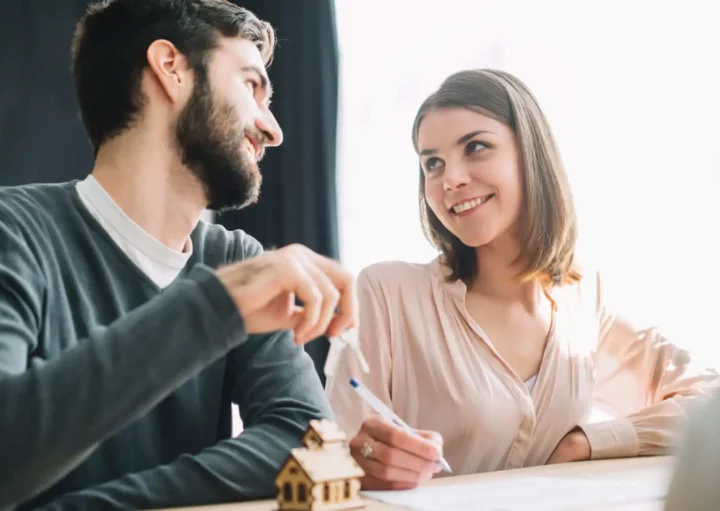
[145,39,192,105]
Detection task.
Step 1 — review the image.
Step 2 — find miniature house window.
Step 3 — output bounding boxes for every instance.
[298,483,307,502]
[288,467,298,475]
[344,480,351,499]
[324,483,331,502]
[283,482,292,502]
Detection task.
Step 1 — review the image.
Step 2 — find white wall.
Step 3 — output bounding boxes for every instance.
[335,0,720,359]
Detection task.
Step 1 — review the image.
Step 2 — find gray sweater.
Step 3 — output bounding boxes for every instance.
[0,182,332,510]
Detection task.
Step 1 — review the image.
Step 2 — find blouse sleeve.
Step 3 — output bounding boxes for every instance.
[325,268,394,438]
[578,271,720,460]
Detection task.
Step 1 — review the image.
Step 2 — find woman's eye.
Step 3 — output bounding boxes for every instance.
[425,157,441,171]
[247,80,258,92]
[466,141,488,154]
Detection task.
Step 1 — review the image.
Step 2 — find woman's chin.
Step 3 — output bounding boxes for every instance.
[456,232,497,249]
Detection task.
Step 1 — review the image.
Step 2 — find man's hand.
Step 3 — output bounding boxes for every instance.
[547,428,591,464]
[216,244,357,344]
[349,418,444,491]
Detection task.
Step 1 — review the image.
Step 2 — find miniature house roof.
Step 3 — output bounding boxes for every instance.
[302,419,347,446]
[288,447,365,483]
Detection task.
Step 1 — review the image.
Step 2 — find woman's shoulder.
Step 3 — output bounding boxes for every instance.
[554,258,604,314]
[359,259,437,280]
[357,258,443,299]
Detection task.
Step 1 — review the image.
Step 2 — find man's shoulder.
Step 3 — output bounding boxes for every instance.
[192,220,263,266]
[0,181,78,230]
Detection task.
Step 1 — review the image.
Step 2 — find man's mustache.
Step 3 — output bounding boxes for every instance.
[244,128,268,161]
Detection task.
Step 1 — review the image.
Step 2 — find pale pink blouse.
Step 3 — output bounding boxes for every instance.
[325,258,719,476]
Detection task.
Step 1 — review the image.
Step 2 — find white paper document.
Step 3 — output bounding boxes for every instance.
[362,468,669,511]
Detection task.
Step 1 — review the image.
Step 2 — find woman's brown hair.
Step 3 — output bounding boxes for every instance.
[412,69,580,286]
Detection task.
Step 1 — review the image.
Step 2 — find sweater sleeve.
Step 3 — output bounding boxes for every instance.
[37,233,332,509]
[578,271,720,460]
[0,214,248,508]
[43,330,332,510]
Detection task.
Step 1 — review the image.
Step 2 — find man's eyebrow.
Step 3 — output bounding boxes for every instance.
[241,65,273,101]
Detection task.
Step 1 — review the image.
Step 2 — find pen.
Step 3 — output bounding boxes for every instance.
[349,378,453,473]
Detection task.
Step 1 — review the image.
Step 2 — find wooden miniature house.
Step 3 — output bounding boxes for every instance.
[300,418,348,451]
[276,419,365,511]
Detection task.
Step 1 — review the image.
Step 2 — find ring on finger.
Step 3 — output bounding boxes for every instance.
[361,438,374,459]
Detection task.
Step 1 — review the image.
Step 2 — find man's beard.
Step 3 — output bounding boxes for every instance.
[175,68,264,212]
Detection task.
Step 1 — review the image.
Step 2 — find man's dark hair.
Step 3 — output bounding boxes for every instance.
[71,0,275,153]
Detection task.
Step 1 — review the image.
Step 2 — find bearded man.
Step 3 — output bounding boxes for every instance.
[0,1,356,509]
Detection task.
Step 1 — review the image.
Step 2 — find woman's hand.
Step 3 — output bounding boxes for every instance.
[349,417,444,490]
[547,428,591,464]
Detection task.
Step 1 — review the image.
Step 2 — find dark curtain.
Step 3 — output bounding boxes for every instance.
[220,1,340,384]
[0,2,94,185]
[0,1,340,383]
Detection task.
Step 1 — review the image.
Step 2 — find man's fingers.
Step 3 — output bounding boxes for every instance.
[296,253,340,343]
[328,271,357,336]
[301,248,358,336]
[223,245,357,340]
[272,305,305,333]
[282,257,322,343]
[361,418,442,463]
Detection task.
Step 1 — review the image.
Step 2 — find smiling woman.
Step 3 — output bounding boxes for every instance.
[413,70,578,287]
[335,1,720,371]
[326,67,719,491]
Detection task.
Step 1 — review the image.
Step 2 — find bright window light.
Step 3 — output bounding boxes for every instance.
[335,0,720,361]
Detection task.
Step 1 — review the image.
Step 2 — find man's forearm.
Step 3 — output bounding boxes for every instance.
[0,266,245,508]
[41,408,327,509]
[42,330,333,510]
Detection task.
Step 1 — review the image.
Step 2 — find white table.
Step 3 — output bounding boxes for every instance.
[166,456,673,511]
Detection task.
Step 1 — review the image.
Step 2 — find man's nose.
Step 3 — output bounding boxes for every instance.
[255,109,283,147]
